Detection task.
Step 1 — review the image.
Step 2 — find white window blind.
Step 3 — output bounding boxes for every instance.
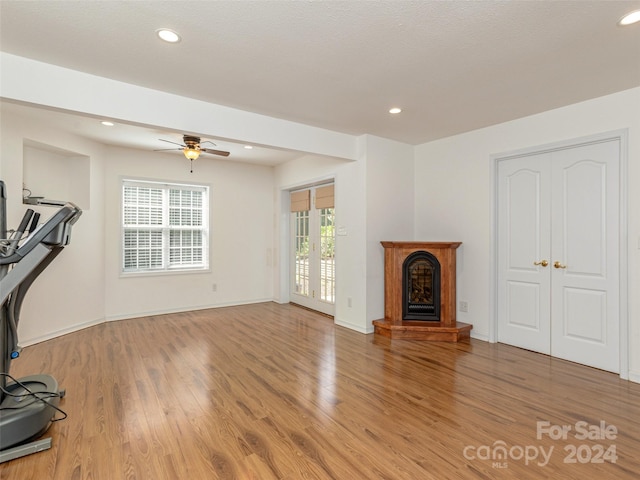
[122,179,209,273]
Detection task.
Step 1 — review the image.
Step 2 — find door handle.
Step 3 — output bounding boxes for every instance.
[533,260,548,267]
[554,261,567,269]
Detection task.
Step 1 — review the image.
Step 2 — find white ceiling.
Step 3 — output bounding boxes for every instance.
[1,0,640,159]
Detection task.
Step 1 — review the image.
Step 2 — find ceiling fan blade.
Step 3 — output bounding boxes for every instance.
[158,138,186,147]
[202,148,230,157]
[200,140,217,147]
[153,148,181,152]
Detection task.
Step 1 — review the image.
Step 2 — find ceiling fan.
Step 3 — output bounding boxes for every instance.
[156,135,230,172]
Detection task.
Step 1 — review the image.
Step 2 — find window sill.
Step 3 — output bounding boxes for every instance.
[119,267,211,279]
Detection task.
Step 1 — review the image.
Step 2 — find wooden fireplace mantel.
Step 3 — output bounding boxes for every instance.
[373,241,472,342]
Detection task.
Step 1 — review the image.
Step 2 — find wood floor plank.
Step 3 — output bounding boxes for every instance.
[1,302,639,479]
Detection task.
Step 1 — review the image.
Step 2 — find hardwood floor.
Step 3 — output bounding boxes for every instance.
[2,302,639,479]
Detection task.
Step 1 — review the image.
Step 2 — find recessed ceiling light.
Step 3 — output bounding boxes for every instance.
[244,145,253,149]
[156,28,181,43]
[618,10,640,26]
[101,121,114,126]
[389,107,402,114]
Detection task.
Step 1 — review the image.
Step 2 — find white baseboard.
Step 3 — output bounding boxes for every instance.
[19,317,105,347]
[19,299,275,346]
[470,331,490,342]
[105,298,274,322]
[628,370,640,384]
[334,317,373,334]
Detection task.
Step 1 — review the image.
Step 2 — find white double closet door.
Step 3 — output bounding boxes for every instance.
[497,139,620,373]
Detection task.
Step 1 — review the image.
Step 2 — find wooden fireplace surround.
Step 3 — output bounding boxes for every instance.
[372,241,472,342]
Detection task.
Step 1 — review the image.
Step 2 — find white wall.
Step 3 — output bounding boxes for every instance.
[103,146,277,320]
[0,109,106,345]
[364,135,415,325]
[414,87,640,382]
[274,134,414,333]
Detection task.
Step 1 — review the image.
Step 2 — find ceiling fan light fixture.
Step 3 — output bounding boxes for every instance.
[156,134,229,172]
[156,28,181,43]
[183,147,200,160]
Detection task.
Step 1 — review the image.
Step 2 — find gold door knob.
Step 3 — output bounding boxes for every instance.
[554,261,567,269]
[533,260,548,267]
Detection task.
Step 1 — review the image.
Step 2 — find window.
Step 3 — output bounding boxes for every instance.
[122,179,209,273]
[318,206,335,303]
[293,209,310,296]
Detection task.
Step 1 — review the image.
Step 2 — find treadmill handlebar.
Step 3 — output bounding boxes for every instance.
[0,203,82,265]
[28,212,40,234]
[15,209,34,237]
[2,209,35,256]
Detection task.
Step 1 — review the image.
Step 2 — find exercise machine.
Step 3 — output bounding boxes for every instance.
[0,180,82,463]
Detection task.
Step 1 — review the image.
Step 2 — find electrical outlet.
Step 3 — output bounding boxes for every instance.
[459,301,468,313]
[348,297,352,308]
[212,283,217,292]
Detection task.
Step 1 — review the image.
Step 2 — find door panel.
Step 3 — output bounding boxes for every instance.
[563,288,607,343]
[497,154,551,353]
[506,281,542,329]
[550,141,619,372]
[561,160,607,275]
